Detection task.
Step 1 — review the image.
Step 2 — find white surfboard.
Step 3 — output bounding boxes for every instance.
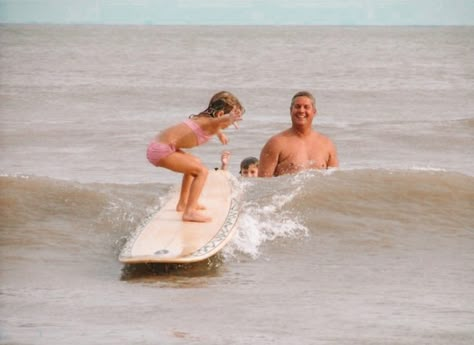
[119,170,241,264]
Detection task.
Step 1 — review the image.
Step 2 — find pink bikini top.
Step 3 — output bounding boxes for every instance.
[183,119,212,145]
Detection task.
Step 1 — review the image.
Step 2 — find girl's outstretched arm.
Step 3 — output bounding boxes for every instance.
[204,107,243,136]
[216,130,228,144]
[217,108,243,129]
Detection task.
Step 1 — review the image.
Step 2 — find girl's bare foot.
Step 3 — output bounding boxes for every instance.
[176,203,206,212]
[182,211,212,223]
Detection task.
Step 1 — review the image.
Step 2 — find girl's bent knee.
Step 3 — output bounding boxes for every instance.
[190,165,208,177]
[198,166,208,177]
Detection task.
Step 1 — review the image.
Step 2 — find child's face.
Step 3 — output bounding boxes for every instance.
[240,164,258,177]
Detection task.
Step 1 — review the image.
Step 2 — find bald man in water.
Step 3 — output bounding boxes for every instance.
[258,91,339,177]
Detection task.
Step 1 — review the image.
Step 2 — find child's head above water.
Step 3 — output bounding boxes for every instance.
[205,91,246,118]
[240,157,259,177]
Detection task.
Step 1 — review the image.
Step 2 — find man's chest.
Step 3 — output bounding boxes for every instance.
[279,145,328,169]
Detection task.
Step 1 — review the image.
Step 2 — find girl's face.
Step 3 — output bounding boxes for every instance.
[241,164,258,177]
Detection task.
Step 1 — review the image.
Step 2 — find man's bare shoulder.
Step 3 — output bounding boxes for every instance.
[266,128,294,143]
[315,131,336,147]
[260,129,292,158]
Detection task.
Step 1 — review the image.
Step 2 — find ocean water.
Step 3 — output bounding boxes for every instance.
[1,24,473,345]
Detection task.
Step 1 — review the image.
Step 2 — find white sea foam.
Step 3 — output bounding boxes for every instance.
[223,181,309,260]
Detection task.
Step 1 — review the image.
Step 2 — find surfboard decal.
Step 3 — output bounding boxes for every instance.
[185,195,240,258]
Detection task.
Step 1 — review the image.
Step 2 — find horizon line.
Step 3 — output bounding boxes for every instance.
[1,21,473,27]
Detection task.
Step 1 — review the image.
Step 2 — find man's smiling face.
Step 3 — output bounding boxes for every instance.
[290,96,316,128]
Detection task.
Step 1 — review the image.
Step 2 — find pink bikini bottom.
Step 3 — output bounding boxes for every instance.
[146,142,177,166]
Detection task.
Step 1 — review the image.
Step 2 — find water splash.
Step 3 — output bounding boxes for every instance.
[223,178,309,260]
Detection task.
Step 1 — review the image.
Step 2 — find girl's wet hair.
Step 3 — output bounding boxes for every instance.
[204,91,245,118]
[189,91,245,118]
[205,99,234,117]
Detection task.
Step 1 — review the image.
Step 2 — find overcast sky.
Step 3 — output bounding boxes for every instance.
[1,0,473,25]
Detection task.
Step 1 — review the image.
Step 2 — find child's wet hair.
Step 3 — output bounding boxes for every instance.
[239,156,259,174]
[205,91,245,117]
[208,99,233,116]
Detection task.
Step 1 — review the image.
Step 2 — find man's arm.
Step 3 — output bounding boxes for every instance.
[258,138,280,177]
[327,139,339,168]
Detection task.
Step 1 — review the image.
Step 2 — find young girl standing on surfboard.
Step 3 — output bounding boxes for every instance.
[147,91,244,223]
